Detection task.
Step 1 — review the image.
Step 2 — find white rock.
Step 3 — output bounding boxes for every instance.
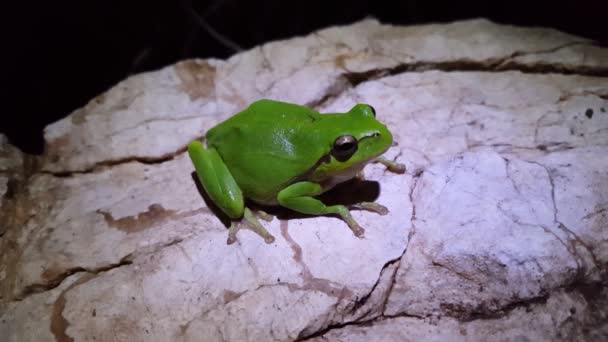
[1,19,607,341]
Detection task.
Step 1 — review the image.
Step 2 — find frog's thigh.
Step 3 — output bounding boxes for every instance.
[188,141,244,219]
[277,181,365,237]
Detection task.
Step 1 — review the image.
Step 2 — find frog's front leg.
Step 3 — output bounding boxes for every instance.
[188,141,275,244]
[277,181,381,237]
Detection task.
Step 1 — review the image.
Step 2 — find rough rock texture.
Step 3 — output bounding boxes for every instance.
[1,19,607,341]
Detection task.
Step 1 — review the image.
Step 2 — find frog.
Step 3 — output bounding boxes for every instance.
[188,99,405,244]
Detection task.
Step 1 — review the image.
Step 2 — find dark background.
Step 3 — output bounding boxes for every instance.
[2,0,607,154]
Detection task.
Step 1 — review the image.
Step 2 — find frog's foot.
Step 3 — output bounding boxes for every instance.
[340,210,365,237]
[226,209,276,244]
[350,202,389,215]
[376,157,406,174]
[255,209,274,222]
[243,207,275,244]
[227,222,241,245]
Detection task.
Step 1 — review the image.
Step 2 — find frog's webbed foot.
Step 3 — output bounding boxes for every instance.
[349,201,389,215]
[375,156,406,174]
[227,207,276,245]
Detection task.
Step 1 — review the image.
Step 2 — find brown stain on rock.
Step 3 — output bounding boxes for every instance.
[42,266,66,282]
[98,204,175,233]
[334,54,349,71]
[50,273,95,342]
[0,157,39,302]
[71,93,108,125]
[279,220,353,299]
[70,108,88,125]
[223,289,242,303]
[174,60,216,101]
[45,134,72,164]
[0,178,18,237]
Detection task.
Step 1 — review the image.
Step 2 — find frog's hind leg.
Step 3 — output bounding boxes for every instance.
[188,141,276,244]
[277,181,368,237]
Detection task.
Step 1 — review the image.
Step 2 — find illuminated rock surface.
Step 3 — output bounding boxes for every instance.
[1,19,607,341]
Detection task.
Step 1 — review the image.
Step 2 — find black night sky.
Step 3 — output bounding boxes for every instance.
[2,0,607,154]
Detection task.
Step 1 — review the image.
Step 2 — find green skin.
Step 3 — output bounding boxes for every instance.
[188,99,405,244]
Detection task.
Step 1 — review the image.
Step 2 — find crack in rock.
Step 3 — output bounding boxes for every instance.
[13,237,184,302]
[379,173,420,315]
[17,257,133,301]
[342,58,608,89]
[296,173,422,340]
[303,278,608,340]
[539,161,603,275]
[40,143,192,177]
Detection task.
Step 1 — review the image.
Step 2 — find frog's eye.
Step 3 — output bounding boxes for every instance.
[332,135,358,161]
[369,105,376,117]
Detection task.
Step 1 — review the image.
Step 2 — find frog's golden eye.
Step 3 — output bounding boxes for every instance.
[369,105,376,117]
[333,135,358,161]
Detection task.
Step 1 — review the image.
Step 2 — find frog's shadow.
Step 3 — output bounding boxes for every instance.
[191,172,382,227]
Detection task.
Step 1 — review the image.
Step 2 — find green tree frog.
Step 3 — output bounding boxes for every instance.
[188,99,405,244]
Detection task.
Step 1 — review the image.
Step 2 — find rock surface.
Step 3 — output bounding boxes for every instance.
[1,19,607,341]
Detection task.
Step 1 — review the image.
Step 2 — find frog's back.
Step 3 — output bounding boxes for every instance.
[206,100,328,203]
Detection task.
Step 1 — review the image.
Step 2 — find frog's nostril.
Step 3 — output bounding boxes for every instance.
[373,132,380,138]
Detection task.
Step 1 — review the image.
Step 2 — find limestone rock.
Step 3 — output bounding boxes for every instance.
[1,19,607,341]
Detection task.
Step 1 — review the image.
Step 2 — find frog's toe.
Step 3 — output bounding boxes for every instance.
[350,202,389,215]
[352,227,365,238]
[227,222,240,245]
[376,157,406,174]
[342,214,366,237]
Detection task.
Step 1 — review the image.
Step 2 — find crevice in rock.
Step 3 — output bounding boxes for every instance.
[297,311,427,341]
[301,277,608,339]
[450,276,608,322]
[306,75,352,110]
[342,58,608,88]
[40,143,191,178]
[16,256,134,301]
[447,293,551,322]
[380,173,420,311]
[298,173,422,340]
[469,142,579,155]
[542,163,603,275]
[347,257,399,316]
[296,316,378,341]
